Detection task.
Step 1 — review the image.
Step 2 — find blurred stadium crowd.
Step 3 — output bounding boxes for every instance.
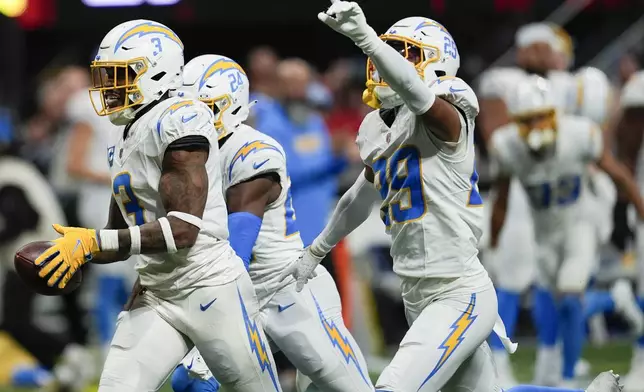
[2,0,644,391]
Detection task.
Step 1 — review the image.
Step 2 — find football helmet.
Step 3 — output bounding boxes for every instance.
[89,19,184,125]
[364,17,459,109]
[176,54,252,139]
[508,75,558,153]
[549,24,574,70]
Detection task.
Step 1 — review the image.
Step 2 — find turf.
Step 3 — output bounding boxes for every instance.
[0,341,632,392]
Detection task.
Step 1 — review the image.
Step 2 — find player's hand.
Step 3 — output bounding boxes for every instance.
[34,224,100,288]
[318,1,377,47]
[278,247,324,292]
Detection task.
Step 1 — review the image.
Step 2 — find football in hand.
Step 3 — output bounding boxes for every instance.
[14,241,83,296]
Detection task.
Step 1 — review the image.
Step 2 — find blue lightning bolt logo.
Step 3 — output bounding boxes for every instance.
[238,289,279,391]
[228,140,281,181]
[311,293,370,385]
[420,293,477,387]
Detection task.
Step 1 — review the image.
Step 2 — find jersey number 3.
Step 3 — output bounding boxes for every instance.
[373,147,482,227]
[113,172,145,225]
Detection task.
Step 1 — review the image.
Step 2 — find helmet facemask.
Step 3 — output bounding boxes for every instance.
[89,57,148,125]
[364,36,439,109]
[514,109,558,158]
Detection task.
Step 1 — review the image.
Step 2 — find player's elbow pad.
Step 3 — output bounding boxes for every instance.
[228,212,262,270]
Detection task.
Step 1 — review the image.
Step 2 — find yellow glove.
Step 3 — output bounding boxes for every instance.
[362,85,381,110]
[35,224,100,288]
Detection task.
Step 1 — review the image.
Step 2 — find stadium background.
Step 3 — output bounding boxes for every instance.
[0,0,643,390]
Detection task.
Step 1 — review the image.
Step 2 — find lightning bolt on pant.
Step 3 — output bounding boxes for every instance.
[98,273,281,392]
[376,283,499,392]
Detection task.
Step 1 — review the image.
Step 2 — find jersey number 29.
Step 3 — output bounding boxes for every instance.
[373,146,482,227]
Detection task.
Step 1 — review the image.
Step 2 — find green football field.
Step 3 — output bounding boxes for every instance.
[0,341,633,392]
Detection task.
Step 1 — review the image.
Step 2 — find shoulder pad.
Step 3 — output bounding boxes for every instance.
[155,98,217,147]
[356,110,382,164]
[477,68,525,100]
[575,67,612,125]
[621,71,644,109]
[226,130,285,187]
[430,76,479,119]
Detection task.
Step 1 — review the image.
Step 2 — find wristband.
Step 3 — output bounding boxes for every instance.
[158,217,178,253]
[129,225,141,255]
[98,230,119,252]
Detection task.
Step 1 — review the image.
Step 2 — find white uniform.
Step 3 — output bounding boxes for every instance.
[490,114,603,292]
[358,76,499,392]
[478,67,536,292]
[479,67,615,290]
[65,90,138,280]
[180,125,373,392]
[99,97,280,392]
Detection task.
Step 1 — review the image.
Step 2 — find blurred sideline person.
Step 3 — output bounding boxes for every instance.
[0,142,94,391]
[63,87,137,360]
[252,58,348,248]
[170,53,372,392]
[281,4,621,392]
[615,70,644,392]
[247,46,280,101]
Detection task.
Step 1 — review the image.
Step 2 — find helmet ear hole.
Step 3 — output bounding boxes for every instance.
[150,71,166,81]
[231,106,241,115]
[435,71,446,77]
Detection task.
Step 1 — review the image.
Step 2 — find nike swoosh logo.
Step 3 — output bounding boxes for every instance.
[72,239,81,255]
[449,86,467,93]
[182,113,198,123]
[187,358,194,370]
[277,303,295,312]
[200,298,217,311]
[253,159,269,170]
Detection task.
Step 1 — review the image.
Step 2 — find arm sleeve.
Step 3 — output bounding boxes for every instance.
[361,39,436,115]
[227,212,262,270]
[309,171,377,256]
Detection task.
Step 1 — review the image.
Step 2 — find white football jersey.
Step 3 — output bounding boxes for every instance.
[477,67,528,103]
[357,77,487,281]
[490,114,603,238]
[107,96,245,294]
[218,124,303,299]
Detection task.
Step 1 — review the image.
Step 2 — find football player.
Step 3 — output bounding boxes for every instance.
[281,3,621,392]
[489,75,644,389]
[30,20,281,392]
[168,54,373,392]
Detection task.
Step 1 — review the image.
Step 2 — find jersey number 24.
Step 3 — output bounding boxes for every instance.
[372,146,482,227]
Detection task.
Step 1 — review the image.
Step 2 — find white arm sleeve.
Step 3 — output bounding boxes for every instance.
[310,170,377,256]
[360,39,436,115]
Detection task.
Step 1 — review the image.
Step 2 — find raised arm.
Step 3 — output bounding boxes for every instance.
[280,165,378,290]
[318,1,462,142]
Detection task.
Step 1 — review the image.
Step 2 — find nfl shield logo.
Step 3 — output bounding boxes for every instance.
[107,146,115,167]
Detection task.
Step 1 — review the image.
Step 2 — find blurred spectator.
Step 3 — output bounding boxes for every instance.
[252,58,348,247]
[247,46,280,100]
[0,141,94,390]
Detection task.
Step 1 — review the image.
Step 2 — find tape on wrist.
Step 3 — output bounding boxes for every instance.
[98,230,119,252]
[129,225,141,255]
[168,211,203,229]
[158,217,178,253]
